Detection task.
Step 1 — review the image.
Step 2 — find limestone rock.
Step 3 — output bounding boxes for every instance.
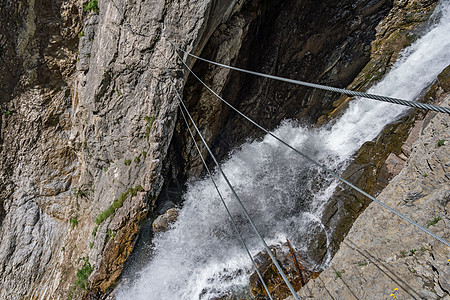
[384,153,406,177]
[177,0,395,175]
[0,0,445,298]
[0,0,244,298]
[152,208,179,233]
[319,0,441,261]
[290,94,450,300]
[327,0,439,119]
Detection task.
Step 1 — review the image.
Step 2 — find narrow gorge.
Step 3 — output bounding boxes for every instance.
[0,0,448,299]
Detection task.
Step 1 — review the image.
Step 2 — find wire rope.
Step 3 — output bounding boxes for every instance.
[171,42,450,114]
[168,77,302,300]
[176,89,274,300]
[172,49,450,248]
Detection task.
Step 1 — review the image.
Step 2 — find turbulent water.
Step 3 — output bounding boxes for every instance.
[118,1,450,299]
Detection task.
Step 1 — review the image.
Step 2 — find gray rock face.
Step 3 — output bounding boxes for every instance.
[291,94,450,299]
[0,0,444,299]
[0,0,244,298]
[0,0,81,298]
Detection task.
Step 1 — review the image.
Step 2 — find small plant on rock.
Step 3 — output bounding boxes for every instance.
[334,270,344,279]
[437,139,446,147]
[426,215,441,227]
[70,217,79,229]
[92,225,98,237]
[75,257,93,290]
[144,115,155,140]
[73,188,87,199]
[83,0,98,13]
[1,109,12,115]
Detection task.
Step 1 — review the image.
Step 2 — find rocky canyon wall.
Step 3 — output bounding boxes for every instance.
[0,0,443,299]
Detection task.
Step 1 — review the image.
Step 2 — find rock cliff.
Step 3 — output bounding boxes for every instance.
[1,0,245,298]
[0,0,446,299]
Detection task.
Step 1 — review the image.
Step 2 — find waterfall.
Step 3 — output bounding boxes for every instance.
[117,1,450,299]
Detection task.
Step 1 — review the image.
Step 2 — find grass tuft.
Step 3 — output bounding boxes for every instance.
[83,0,98,13]
[75,257,93,290]
[94,185,145,226]
[70,217,79,229]
[426,215,441,227]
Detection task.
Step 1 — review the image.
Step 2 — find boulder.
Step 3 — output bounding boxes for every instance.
[152,208,179,233]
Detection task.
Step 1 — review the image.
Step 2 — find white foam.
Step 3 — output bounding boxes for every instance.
[117,2,450,298]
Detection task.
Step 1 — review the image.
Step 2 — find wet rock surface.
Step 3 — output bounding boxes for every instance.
[175,0,394,178]
[250,242,319,300]
[152,208,179,233]
[317,0,440,261]
[323,0,439,120]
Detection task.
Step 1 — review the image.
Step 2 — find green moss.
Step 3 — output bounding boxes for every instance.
[83,0,98,13]
[128,187,137,197]
[95,205,115,225]
[94,185,144,226]
[111,198,121,210]
[124,159,131,166]
[134,156,141,164]
[438,139,446,147]
[78,30,85,38]
[75,257,93,290]
[70,217,79,229]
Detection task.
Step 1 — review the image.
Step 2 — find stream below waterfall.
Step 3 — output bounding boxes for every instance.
[117,1,450,298]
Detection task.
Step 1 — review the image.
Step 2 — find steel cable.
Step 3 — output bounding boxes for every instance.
[172,49,450,248]
[168,77,302,300]
[176,84,274,300]
[171,43,450,114]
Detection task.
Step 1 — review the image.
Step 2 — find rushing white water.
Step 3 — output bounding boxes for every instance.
[118,1,450,299]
